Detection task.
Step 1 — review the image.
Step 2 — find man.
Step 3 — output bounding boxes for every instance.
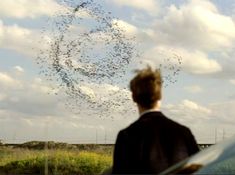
[112,66,199,174]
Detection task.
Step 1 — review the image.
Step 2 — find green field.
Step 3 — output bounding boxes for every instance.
[0,142,113,175]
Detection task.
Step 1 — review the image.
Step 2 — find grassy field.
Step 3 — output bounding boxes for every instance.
[0,143,113,175]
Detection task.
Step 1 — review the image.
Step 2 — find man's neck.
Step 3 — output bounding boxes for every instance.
[138,101,161,116]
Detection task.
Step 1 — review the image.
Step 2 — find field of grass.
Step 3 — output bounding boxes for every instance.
[0,144,113,175]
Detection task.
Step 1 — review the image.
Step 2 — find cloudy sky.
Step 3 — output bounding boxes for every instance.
[0,0,235,144]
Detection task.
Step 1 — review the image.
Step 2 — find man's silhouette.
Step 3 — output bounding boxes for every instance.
[112,66,199,174]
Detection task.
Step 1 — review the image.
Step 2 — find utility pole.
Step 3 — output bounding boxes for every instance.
[215,127,217,144]
[96,129,98,144]
[44,121,48,175]
[104,129,107,144]
[223,128,225,141]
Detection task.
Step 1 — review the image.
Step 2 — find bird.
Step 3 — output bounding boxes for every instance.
[36,0,139,119]
[36,0,183,119]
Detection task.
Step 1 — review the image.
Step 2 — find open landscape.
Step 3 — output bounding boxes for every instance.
[1,0,235,174]
[0,141,212,175]
[0,141,113,175]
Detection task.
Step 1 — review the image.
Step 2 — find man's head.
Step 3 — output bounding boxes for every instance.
[130,66,162,109]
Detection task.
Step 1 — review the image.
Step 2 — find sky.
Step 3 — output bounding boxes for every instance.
[0,0,235,144]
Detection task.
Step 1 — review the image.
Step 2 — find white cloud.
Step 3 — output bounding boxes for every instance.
[1,69,235,143]
[152,0,235,51]
[163,99,212,143]
[0,69,135,143]
[75,7,93,19]
[79,85,96,101]
[230,79,235,85]
[0,20,50,57]
[0,94,7,101]
[0,21,3,39]
[0,18,143,59]
[145,46,222,74]
[163,99,211,124]
[0,72,15,85]
[184,85,203,93]
[0,72,22,88]
[175,48,222,74]
[214,48,235,79]
[112,19,138,36]
[14,66,24,73]
[0,74,134,143]
[162,99,235,143]
[111,19,154,44]
[112,0,233,77]
[0,110,122,143]
[0,68,134,121]
[30,79,53,94]
[209,100,235,125]
[0,71,63,116]
[0,0,64,18]
[181,100,211,114]
[111,0,159,16]
[71,82,134,116]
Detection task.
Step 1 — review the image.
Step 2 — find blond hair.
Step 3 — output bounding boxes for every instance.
[130,66,162,109]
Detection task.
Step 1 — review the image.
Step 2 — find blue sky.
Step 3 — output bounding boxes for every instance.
[0,0,235,144]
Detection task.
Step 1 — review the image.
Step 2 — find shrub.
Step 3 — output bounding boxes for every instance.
[0,150,112,175]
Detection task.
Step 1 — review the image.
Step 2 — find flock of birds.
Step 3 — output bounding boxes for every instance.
[157,53,182,88]
[36,0,182,119]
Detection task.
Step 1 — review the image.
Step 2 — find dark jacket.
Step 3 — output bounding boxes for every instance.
[112,111,199,174]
